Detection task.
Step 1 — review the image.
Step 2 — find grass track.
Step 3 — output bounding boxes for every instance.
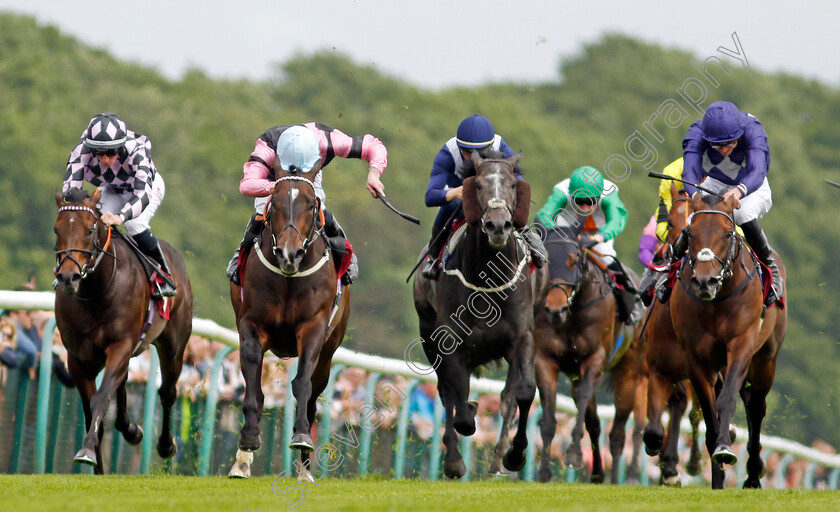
[3,475,839,512]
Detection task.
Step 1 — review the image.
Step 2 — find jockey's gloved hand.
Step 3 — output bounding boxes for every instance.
[579,234,599,249]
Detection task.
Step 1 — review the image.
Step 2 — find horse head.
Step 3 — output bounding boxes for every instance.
[53,188,108,295]
[542,226,584,326]
[266,174,322,275]
[461,151,529,248]
[683,193,740,301]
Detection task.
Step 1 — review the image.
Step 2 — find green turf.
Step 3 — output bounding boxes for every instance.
[3,475,839,512]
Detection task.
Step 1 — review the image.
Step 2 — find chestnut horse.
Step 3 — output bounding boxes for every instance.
[229,173,351,479]
[53,188,193,474]
[534,226,648,484]
[642,188,704,484]
[413,151,547,479]
[671,193,786,489]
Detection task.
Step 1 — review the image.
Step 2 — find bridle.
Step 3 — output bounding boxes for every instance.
[54,205,115,280]
[682,209,740,286]
[267,176,322,257]
[475,159,516,225]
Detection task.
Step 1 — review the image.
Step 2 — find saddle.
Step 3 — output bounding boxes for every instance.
[113,230,173,315]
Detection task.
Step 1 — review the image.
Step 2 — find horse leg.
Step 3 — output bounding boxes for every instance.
[501,332,536,474]
[78,341,133,475]
[437,357,468,479]
[712,348,752,467]
[740,357,777,488]
[68,355,102,473]
[686,397,703,476]
[488,375,515,474]
[608,365,637,484]
[688,363,725,489]
[154,338,185,459]
[584,395,604,483]
[237,323,265,452]
[659,382,688,485]
[114,377,143,446]
[565,364,599,471]
[626,373,647,484]
[298,351,334,482]
[642,370,672,457]
[290,326,328,451]
[535,353,559,483]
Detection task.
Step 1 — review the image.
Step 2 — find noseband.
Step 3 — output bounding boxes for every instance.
[54,205,113,279]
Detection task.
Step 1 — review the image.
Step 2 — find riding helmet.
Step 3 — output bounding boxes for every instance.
[276,125,322,173]
[568,166,604,200]
[700,101,745,143]
[83,113,128,149]
[456,115,495,149]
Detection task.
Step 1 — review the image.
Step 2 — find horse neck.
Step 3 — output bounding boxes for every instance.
[577,252,610,299]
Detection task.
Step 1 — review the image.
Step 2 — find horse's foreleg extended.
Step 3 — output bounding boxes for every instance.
[291,322,329,451]
[155,338,186,459]
[114,377,143,446]
[238,324,265,452]
[68,355,102,473]
[688,363,725,489]
[502,332,536,474]
[609,366,638,484]
[713,348,752,466]
[488,378,515,475]
[740,357,777,489]
[659,382,689,485]
[535,354,559,483]
[437,356,469,480]
[565,363,600,471]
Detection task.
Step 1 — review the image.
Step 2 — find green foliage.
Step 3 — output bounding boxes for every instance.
[1,15,839,446]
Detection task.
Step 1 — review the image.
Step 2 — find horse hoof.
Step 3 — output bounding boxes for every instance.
[590,473,604,484]
[538,468,552,483]
[289,433,314,452]
[712,445,737,465]
[73,448,97,466]
[123,425,143,446]
[564,446,583,469]
[157,435,177,459]
[642,430,662,456]
[743,479,761,489]
[228,449,253,479]
[443,459,467,479]
[454,419,476,437]
[298,466,316,482]
[686,460,702,476]
[503,449,526,472]
[661,475,682,487]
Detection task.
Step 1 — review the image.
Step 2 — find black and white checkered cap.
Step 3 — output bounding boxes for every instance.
[83,112,128,149]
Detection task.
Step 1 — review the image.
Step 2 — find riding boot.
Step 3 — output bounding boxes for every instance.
[741,220,783,307]
[521,228,547,268]
[421,226,445,279]
[323,209,358,285]
[639,266,658,307]
[607,259,639,325]
[132,230,177,298]
[227,214,262,285]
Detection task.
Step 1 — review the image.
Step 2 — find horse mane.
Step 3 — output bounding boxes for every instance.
[701,193,724,207]
[62,188,91,203]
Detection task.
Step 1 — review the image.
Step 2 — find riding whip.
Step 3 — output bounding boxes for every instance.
[377,193,420,225]
[405,204,462,283]
[825,179,840,190]
[647,171,724,198]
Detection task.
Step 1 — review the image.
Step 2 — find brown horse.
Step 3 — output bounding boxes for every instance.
[229,173,351,479]
[413,151,547,479]
[53,188,193,474]
[534,226,648,484]
[671,193,787,489]
[642,189,704,484]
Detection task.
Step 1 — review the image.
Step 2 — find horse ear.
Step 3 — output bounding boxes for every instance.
[55,191,64,207]
[690,191,704,210]
[508,151,522,169]
[670,180,678,200]
[566,251,578,271]
[461,177,481,225]
[91,189,102,203]
[512,180,531,229]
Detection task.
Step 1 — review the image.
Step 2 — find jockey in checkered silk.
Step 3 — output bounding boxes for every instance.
[226,123,388,286]
[63,112,176,298]
[535,166,642,325]
[676,100,782,307]
[420,114,546,279]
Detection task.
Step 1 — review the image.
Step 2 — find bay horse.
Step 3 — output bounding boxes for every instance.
[642,187,704,484]
[534,226,648,484]
[671,192,787,489]
[413,151,547,479]
[53,188,193,474]
[229,173,351,479]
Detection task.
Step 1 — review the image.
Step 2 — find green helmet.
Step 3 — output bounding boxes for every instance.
[569,166,604,200]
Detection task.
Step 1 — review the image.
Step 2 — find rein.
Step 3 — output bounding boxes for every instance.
[256,175,330,278]
[442,232,529,293]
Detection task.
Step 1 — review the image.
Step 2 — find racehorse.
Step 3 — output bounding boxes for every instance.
[413,151,547,479]
[53,188,193,474]
[670,192,787,489]
[642,187,704,484]
[534,226,648,484]
[229,173,351,479]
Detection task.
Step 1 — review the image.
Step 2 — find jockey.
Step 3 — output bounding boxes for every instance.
[62,113,176,298]
[421,114,546,279]
[535,166,641,325]
[227,123,387,286]
[674,100,782,307]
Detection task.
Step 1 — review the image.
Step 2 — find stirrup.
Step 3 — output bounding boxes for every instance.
[152,281,177,298]
[421,256,441,280]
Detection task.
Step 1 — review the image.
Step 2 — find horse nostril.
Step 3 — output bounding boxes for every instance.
[294,249,306,262]
[708,277,720,287]
[690,276,702,288]
[502,220,512,231]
